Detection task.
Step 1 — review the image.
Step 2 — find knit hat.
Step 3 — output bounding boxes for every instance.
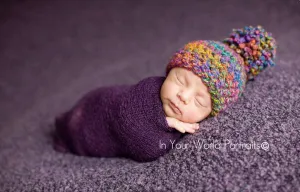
[166,25,277,117]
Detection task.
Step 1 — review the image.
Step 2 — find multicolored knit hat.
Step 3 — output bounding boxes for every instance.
[166,25,277,117]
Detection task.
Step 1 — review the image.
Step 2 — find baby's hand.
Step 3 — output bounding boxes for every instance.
[166,117,199,134]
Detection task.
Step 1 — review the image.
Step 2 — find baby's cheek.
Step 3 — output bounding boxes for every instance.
[182,109,199,123]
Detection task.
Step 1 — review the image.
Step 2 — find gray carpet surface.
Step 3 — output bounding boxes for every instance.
[0,0,300,191]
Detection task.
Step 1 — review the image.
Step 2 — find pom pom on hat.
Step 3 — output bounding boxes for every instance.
[223,25,277,80]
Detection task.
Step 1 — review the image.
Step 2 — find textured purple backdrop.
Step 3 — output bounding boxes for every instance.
[0,0,299,191]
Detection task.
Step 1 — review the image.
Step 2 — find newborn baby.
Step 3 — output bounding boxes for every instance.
[53,25,276,162]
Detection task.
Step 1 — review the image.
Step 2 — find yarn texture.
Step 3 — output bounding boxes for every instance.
[223,25,277,80]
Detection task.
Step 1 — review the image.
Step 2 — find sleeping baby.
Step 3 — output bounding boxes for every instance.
[53,25,276,162]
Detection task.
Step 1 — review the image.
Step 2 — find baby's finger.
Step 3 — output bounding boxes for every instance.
[174,125,186,133]
[184,125,196,134]
[187,123,199,130]
[193,123,199,129]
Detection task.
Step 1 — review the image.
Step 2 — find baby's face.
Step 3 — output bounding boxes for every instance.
[160,67,212,123]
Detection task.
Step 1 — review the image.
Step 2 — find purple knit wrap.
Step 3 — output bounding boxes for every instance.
[53,76,183,162]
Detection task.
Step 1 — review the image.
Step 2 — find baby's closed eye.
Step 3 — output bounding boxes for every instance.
[195,96,205,107]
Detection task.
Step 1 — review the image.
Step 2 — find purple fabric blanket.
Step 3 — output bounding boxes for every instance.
[53,76,183,162]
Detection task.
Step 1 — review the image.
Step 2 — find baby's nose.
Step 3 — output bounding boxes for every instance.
[178,90,192,104]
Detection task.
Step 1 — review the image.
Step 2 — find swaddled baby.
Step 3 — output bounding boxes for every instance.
[53,25,277,162]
